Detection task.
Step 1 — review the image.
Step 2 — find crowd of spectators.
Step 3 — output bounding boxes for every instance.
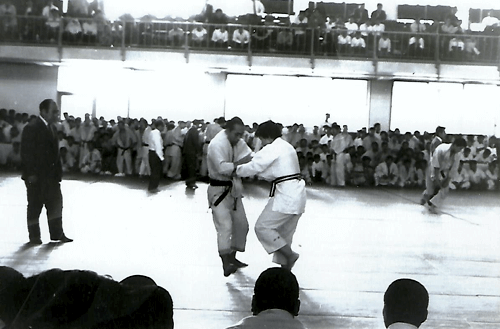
[1,1,500,62]
[0,107,498,191]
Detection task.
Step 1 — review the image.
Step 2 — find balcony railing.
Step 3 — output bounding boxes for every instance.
[1,15,500,65]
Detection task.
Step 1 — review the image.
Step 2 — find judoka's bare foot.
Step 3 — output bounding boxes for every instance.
[284,252,300,270]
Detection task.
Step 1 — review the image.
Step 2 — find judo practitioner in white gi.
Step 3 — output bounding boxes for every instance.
[207,117,253,277]
[421,137,466,213]
[236,121,306,270]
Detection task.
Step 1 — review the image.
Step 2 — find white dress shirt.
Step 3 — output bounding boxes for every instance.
[148,129,164,161]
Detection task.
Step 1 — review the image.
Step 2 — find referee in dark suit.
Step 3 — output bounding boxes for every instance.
[21,99,72,244]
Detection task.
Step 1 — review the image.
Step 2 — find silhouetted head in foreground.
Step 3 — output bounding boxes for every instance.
[383,278,429,328]
[251,267,300,316]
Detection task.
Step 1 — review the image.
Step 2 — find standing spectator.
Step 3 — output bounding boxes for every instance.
[225,268,305,329]
[79,115,96,167]
[113,120,136,176]
[183,120,203,189]
[232,26,250,50]
[383,279,429,329]
[0,0,18,40]
[164,121,185,180]
[20,99,72,244]
[292,11,308,52]
[147,120,164,192]
[352,4,369,25]
[371,3,387,22]
[6,141,21,169]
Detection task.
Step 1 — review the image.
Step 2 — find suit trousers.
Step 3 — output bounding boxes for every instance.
[148,151,162,191]
[255,198,301,265]
[209,186,249,256]
[25,178,64,240]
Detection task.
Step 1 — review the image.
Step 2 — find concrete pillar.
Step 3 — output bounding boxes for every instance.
[368,79,393,131]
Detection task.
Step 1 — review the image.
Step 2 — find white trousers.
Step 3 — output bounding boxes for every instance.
[164,145,182,179]
[255,198,302,265]
[208,185,249,256]
[117,149,132,175]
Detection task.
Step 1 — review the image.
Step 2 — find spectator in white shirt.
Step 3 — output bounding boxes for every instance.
[191,25,208,47]
[211,26,229,48]
[337,29,351,54]
[232,26,250,49]
[485,161,498,190]
[351,31,366,54]
[374,155,398,186]
[378,33,391,55]
[344,16,358,35]
[482,11,499,30]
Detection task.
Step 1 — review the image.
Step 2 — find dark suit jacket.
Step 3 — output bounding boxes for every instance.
[21,117,62,182]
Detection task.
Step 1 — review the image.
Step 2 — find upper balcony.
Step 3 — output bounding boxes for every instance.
[1,15,500,83]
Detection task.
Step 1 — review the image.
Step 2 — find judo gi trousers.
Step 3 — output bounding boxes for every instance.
[209,186,249,256]
[422,169,449,207]
[255,198,302,265]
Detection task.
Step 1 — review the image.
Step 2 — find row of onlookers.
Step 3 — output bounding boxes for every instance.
[1,108,498,191]
[1,1,499,61]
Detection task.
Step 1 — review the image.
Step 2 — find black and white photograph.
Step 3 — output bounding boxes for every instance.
[0,0,499,328]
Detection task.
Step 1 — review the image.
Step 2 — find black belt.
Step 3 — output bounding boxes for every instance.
[269,174,302,197]
[118,146,131,155]
[210,179,233,207]
[142,143,149,147]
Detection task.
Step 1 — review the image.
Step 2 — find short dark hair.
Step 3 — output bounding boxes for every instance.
[255,120,282,140]
[251,268,300,316]
[225,116,244,131]
[39,99,56,113]
[452,137,467,148]
[384,278,428,328]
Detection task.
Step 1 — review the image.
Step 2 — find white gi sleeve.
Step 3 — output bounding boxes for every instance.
[236,143,277,178]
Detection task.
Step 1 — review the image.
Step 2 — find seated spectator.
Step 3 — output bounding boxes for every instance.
[292,10,308,52]
[408,17,426,57]
[359,19,372,39]
[378,33,391,55]
[277,27,294,51]
[82,16,99,44]
[371,20,385,38]
[345,16,358,36]
[191,25,208,47]
[463,160,487,190]
[311,153,325,182]
[80,141,102,174]
[232,26,250,50]
[337,29,351,54]
[299,155,312,184]
[383,278,429,328]
[448,32,465,60]
[351,31,366,55]
[374,155,398,186]
[211,26,229,48]
[363,141,381,167]
[0,0,18,40]
[475,148,494,169]
[464,36,480,60]
[64,18,83,43]
[252,25,272,51]
[415,159,427,187]
[168,24,185,47]
[482,11,499,30]
[0,266,174,329]
[6,141,21,169]
[225,267,304,329]
[398,158,416,187]
[371,3,387,22]
[44,7,61,42]
[485,161,498,190]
